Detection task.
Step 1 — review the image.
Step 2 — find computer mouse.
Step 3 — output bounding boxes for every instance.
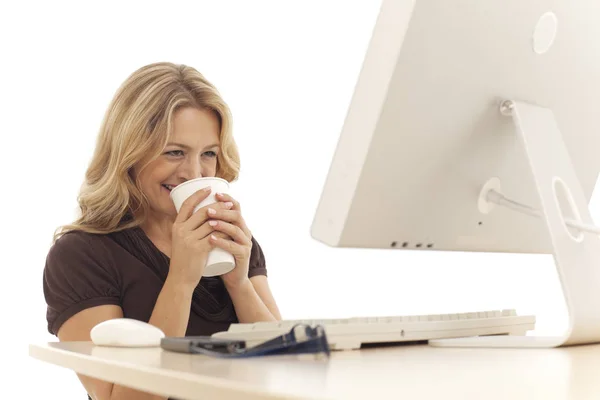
[90,318,165,347]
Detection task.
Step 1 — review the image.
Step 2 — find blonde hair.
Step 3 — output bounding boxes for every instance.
[54,62,240,241]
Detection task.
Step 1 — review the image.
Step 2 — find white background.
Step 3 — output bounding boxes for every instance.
[1,1,598,399]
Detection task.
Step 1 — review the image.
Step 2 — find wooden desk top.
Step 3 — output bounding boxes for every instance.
[29,341,600,400]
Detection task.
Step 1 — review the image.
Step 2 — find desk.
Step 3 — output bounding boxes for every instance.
[29,341,600,400]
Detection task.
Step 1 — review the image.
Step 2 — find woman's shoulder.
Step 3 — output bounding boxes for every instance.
[44,229,122,336]
[50,228,101,249]
[48,229,115,264]
[45,229,122,282]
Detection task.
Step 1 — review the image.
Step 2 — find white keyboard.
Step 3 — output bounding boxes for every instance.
[212,309,535,350]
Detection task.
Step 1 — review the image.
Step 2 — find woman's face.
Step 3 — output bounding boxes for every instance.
[134,107,221,219]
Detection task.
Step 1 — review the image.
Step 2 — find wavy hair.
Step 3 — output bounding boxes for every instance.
[54,62,240,241]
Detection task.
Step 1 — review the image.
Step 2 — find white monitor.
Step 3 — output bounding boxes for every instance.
[310,0,600,348]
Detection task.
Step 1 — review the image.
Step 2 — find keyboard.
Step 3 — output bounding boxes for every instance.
[212,309,535,350]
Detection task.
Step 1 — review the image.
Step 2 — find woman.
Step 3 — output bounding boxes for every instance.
[43,62,281,400]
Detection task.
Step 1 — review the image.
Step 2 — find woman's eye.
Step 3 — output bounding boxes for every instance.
[203,151,217,158]
[166,150,184,157]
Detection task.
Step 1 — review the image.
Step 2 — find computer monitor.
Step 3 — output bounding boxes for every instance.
[310,1,600,348]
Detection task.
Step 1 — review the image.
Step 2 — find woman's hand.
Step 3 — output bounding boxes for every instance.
[207,192,254,290]
[169,188,233,289]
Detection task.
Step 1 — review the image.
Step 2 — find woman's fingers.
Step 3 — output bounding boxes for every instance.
[205,207,252,239]
[209,233,251,259]
[184,201,233,231]
[177,192,251,242]
[208,220,250,246]
[174,187,212,223]
[215,193,240,210]
[190,220,229,241]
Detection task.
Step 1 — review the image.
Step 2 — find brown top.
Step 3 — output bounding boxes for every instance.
[43,226,268,337]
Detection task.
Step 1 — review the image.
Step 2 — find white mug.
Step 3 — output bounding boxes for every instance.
[170,177,235,277]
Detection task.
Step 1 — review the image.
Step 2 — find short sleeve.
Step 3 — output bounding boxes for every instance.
[248,236,268,278]
[43,231,121,336]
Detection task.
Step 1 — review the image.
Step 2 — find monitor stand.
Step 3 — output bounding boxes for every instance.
[430,100,600,348]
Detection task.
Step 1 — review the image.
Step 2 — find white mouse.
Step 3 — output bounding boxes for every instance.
[90,318,165,347]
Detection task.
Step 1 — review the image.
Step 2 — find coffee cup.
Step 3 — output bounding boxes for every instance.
[170,177,235,277]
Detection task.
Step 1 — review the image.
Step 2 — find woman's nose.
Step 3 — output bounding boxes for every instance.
[178,161,203,181]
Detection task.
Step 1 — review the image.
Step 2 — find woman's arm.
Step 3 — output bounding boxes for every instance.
[225,277,281,322]
[250,275,282,320]
[57,275,195,400]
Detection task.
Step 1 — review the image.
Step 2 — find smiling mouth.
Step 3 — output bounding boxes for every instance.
[162,184,176,192]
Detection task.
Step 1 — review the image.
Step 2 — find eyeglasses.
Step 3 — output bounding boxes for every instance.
[188,324,330,358]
